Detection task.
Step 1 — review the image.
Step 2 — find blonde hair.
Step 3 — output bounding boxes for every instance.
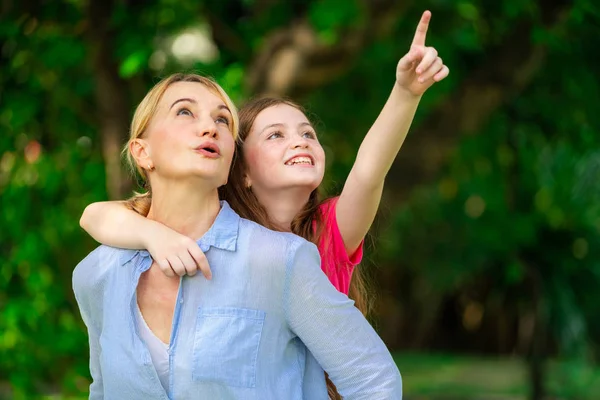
[124,73,239,215]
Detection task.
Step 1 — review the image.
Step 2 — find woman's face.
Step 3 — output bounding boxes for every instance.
[143,81,235,187]
[243,104,326,195]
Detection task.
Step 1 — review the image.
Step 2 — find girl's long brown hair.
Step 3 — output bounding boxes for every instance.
[219,97,373,399]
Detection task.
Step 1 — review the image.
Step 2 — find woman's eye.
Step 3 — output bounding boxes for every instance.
[216,116,230,125]
[267,132,283,140]
[177,108,193,117]
[302,131,316,139]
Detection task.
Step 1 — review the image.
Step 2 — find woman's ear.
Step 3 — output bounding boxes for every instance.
[130,138,153,171]
[244,174,252,189]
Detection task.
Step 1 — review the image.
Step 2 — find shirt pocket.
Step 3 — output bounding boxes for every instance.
[192,307,266,388]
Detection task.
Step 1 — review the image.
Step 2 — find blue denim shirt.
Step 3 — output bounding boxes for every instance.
[73,202,402,400]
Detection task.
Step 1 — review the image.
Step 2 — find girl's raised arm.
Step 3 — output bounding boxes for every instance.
[336,10,449,253]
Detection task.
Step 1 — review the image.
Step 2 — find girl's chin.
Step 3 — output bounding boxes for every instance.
[282,181,322,192]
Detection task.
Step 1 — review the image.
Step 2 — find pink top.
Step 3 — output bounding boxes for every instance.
[316,197,364,294]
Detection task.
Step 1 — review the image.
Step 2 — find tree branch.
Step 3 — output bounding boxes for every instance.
[245,0,410,97]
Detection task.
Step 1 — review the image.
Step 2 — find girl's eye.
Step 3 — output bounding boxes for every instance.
[267,132,283,140]
[302,131,316,139]
[177,108,193,117]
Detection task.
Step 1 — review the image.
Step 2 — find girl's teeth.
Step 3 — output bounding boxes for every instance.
[287,157,312,165]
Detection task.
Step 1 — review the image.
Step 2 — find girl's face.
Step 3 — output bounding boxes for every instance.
[141,81,235,187]
[243,104,326,196]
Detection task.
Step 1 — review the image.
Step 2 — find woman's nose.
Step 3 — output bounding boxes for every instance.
[197,117,218,138]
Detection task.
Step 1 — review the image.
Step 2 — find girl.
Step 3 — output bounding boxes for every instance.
[73,73,402,399]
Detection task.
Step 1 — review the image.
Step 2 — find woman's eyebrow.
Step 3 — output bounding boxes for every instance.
[170,98,196,110]
[218,104,231,114]
[169,100,230,115]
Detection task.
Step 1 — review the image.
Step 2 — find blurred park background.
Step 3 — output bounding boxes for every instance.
[2,0,600,398]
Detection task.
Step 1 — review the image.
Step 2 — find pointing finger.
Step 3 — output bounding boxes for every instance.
[411,10,431,47]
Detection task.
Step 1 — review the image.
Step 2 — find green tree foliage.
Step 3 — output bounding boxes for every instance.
[1,0,599,398]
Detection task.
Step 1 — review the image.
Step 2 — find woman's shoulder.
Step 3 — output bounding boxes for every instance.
[238,217,305,244]
[237,218,318,260]
[72,245,127,291]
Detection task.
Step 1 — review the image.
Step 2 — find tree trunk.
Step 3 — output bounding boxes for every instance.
[87,0,131,199]
[527,268,546,400]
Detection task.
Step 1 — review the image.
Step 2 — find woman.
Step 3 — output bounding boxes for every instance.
[73,73,402,399]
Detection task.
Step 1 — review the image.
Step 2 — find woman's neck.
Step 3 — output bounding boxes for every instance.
[254,187,312,232]
[147,180,221,240]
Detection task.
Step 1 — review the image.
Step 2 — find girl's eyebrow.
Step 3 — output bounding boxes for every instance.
[260,123,284,134]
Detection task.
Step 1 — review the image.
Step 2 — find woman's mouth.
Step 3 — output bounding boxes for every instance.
[194,142,220,158]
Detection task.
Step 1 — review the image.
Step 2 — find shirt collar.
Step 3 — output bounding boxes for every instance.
[120,201,240,266]
[198,200,240,252]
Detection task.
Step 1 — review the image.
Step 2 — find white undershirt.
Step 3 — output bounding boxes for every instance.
[135,303,170,391]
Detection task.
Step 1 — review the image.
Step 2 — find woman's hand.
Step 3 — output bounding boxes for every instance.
[396,11,449,97]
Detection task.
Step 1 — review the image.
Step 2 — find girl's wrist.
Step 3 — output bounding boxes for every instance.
[140,220,163,249]
[392,82,422,103]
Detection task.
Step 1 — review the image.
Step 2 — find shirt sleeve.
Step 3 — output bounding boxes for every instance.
[321,197,364,266]
[284,240,402,400]
[72,246,107,399]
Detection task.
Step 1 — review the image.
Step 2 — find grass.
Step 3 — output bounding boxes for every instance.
[394,352,600,399]
[5,353,600,399]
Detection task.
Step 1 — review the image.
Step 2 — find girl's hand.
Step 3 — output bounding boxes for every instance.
[396,11,449,97]
[145,223,211,279]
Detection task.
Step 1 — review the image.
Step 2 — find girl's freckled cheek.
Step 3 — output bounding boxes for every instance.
[243,146,264,177]
[244,146,258,166]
